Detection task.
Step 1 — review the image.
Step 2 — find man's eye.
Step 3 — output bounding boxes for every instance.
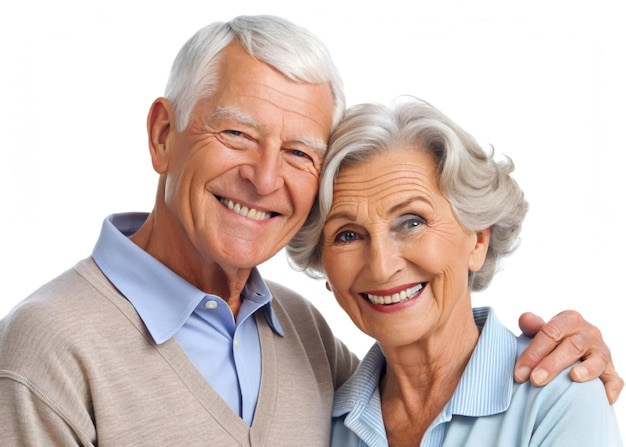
[288,149,314,162]
[336,231,359,243]
[218,130,256,150]
[283,148,321,173]
[291,149,307,158]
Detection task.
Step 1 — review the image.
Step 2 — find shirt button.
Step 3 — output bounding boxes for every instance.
[205,300,218,310]
[234,339,239,349]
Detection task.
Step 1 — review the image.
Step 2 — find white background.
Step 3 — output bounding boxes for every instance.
[1,0,624,434]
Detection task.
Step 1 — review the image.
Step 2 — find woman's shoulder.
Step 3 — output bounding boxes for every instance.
[513,334,606,403]
[511,336,622,445]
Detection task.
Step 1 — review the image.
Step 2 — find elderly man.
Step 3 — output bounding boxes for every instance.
[0,15,621,446]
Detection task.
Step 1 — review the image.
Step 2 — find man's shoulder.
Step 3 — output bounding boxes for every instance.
[0,262,87,370]
[265,279,318,306]
[265,279,321,315]
[264,278,338,334]
[3,262,85,319]
[0,258,123,351]
[264,278,359,381]
[265,279,307,299]
[0,257,149,383]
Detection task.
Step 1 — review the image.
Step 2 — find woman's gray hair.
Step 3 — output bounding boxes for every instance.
[164,15,345,131]
[287,97,528,291]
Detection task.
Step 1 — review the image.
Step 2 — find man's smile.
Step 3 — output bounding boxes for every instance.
[217,196,279,221]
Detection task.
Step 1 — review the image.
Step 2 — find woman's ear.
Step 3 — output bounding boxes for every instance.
[147,97,174,174]
[469,227,491,272]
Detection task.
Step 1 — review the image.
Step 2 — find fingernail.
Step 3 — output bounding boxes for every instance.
[571,365,588,381]
[607,389,617,405]
[531,368,548,385]
[515,366,531,382]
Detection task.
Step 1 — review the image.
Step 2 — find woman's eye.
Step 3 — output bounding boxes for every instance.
[336,231,359,243]
[398,215,426,231]
[406,219,421,229]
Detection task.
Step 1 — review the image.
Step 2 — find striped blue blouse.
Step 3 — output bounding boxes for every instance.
[331,307,622,446]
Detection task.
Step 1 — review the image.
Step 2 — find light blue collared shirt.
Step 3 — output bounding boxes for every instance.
[331,307,622,446]
[92,212,284,425]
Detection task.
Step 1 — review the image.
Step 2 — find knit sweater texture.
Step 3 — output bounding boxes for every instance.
[0,257,358,446]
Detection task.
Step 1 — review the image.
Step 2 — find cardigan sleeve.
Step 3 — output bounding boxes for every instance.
[0,289,97,447]
[0,375,95,446]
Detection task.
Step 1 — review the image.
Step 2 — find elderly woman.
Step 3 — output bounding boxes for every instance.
[287,98,622,446]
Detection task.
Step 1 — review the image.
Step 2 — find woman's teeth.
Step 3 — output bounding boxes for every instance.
[220,198,272,220]
[366,284,424,305]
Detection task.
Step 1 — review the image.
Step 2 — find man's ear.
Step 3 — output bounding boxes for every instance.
[147,97,174,174]
[469,227,491,272]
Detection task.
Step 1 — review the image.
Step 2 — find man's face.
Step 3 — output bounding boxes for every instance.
[157,42,335,274]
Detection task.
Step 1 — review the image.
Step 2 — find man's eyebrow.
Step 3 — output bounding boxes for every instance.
[295,137,327,158]
[211,106,327,156]
[211,106,259,128]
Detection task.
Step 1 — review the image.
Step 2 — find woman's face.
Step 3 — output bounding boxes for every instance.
[320,146,490,348]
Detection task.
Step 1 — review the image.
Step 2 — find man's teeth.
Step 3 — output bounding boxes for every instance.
[366,284,423,305]
[220,198,272,220]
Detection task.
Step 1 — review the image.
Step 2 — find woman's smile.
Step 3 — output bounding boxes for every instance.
[362,283,424,305]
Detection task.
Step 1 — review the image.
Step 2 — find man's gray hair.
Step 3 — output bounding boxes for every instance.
[164,15,345,132]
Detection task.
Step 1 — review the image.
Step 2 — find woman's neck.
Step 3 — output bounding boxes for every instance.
[378,310,480,446]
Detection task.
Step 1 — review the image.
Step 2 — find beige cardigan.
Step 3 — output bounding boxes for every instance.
[0,258,358,446]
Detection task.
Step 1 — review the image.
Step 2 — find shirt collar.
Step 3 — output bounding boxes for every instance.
[241,268,284,336]
[332,342,387,444]
[444,307,517,417]
[92,212,283,344]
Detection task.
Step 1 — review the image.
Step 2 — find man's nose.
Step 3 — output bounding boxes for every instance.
[239,147,285,195]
